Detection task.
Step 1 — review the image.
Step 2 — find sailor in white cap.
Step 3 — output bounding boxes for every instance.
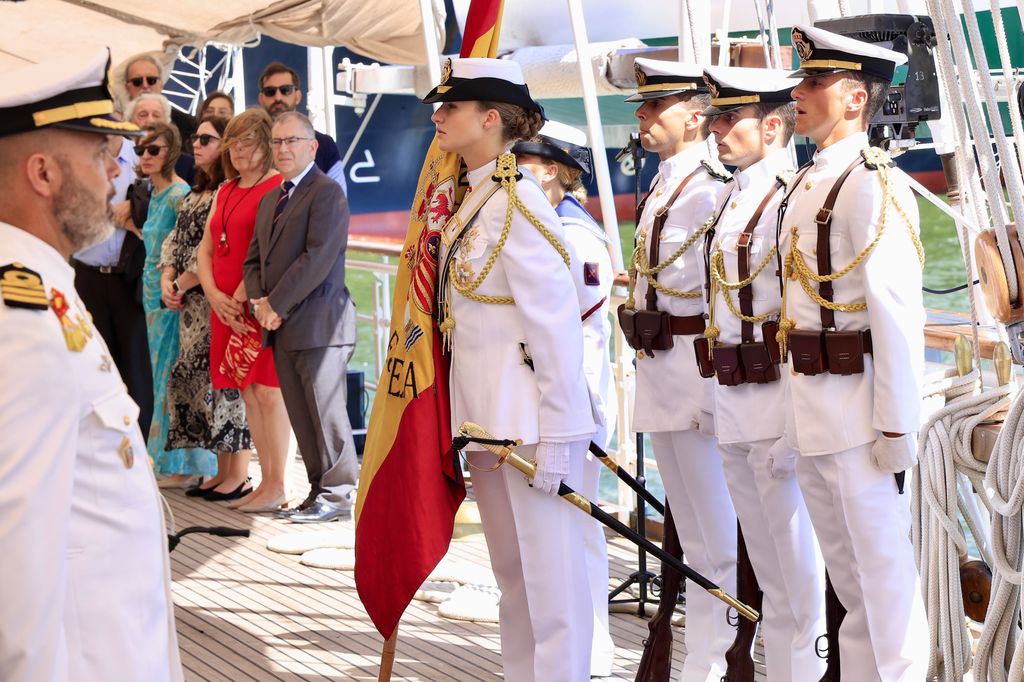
[0,50,183,681]
[701,65,825,681]
[513,120,616,678]
[623,57,738,680]
[426,58,597,681]
[777,24,928,678]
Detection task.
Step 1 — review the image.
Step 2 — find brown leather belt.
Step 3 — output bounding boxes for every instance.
[670,313,706,336]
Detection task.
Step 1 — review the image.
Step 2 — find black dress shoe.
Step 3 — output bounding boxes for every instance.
[274,492,319,518]
[185,480,218,498]
[204,479,252,502]
[285,501,351,524]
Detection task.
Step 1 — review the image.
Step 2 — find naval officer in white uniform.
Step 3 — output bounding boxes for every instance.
[0,50,183,681]
[624,58,737,680]
[701,66,825,681]
[425,58,596,681]
[514,121,617,677]
[778,25,928,679]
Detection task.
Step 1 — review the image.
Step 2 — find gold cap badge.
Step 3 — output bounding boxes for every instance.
[634,62,647,87]
[703,75,719,99]
[440,57,453,85]
[792,28,814,62]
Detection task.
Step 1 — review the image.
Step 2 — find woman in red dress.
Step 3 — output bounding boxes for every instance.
[197,108,291,511]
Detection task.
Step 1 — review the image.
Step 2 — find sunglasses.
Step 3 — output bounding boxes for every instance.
[128,75,160,88]
[134,144,167,157]
[261,84,297,98]
[190,133,221,147]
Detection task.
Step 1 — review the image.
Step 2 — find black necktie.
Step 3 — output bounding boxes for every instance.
[272,180,294,229]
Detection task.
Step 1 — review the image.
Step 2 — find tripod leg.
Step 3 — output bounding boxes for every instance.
[635,503,684,682]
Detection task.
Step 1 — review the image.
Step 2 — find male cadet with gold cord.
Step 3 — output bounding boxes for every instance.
[777,24,929,678]
[701,65,825,681]
[0,50,183,681]
[622,57,737,680]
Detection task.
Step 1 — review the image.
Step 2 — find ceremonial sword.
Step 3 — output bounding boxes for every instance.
[454,421,760,623]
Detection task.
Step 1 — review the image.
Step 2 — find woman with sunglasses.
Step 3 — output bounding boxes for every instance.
[424,58,597,680]
[197,109,290,510]
[158,116,254,496]
[138,122,216,484]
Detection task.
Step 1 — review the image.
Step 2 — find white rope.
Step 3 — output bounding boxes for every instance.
[960,0,1024,228]
[941,0,1018,302]
[913,366,1005,679]
[990,0,1024,178]
[976,383,1024,682]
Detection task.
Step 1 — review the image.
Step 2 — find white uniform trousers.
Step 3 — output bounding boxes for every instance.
[470,441,593,682]
[581,450,615,677]
[718,438,825,681]
[795,443,928,681]
[650,426,737,682]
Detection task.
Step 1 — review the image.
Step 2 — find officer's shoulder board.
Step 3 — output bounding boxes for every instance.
[860,146,894,171]
[701,159,732,183]
[776,169,796,187]
[0,263,48,310]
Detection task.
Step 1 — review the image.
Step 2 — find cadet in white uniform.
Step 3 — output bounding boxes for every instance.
[514,121,616,678]
[778,25,928,679]
[0,50,183,682]
[623,58,737,681]
[701,66,825,681]
[425,59,596,681]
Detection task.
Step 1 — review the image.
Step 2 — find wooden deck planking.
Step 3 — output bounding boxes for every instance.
[165,457,764,680]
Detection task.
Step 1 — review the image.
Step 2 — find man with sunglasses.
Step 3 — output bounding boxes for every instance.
[257,62,348,197]
[123,53,198,148]
[0,49,183,681]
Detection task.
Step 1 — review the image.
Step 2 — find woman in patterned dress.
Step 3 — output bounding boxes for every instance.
[138,122,216,480]
[159,116,254,493]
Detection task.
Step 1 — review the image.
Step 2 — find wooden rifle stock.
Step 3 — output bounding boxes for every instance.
[818,573,846,681]
[724,525,763,681]
[634,503,683,682]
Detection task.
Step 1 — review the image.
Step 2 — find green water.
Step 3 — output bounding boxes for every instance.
[345,195,969,507]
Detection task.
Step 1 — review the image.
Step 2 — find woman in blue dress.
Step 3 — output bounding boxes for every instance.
[138,122,216,480]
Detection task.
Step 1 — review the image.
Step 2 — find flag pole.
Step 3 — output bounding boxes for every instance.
[378,625,399,682]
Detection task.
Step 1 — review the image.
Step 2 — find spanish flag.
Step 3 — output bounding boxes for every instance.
[355,0,506,640]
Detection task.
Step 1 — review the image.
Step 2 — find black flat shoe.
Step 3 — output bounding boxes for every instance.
[204,479,252,502]
[185,479,218,498]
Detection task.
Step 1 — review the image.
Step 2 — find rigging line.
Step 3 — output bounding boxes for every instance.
[924,280,980,295]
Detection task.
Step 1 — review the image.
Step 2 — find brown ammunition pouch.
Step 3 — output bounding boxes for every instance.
[789,329,873,376]
[739,340,779,384]
[712,345,745,386]
[788,157,875,378]
[693,336,715,378]
[621,168,703,358]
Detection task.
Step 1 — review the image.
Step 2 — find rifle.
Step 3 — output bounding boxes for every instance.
[724,524,763,681]
[817,572,846,681]
[634,503,684,682]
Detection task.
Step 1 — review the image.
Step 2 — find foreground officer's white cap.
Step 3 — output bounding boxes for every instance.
[626,58,709,102]
[701,66,797,117]
[0,48,141,139]
[791,24,908,82]
[512,120,593,175]
[422,57,543,116]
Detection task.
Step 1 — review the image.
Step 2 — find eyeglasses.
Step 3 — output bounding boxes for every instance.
[128,76,160,88]
[134,144,167,156]
[230,137,258,150]
[270,136,313,148]
[190,133,221,147]
[261,84,297,98]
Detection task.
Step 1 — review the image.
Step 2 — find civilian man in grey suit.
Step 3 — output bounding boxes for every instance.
[243,111,358,523]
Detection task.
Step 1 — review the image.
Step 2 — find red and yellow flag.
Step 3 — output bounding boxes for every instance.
[355,0,505,640]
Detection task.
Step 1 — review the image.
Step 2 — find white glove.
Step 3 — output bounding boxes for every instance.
[870,433,918,474]
[532,441,570,496]
[767,437,797,480]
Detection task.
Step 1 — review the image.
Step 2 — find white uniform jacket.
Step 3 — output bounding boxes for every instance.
[441,158,595,446]
[0,223,183,682]
[557,195,616,442]
[779,132,924,455]
[708,149,794,445]
[632,144,727,433]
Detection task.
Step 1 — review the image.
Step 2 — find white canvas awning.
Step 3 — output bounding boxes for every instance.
[1,0,447,71]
